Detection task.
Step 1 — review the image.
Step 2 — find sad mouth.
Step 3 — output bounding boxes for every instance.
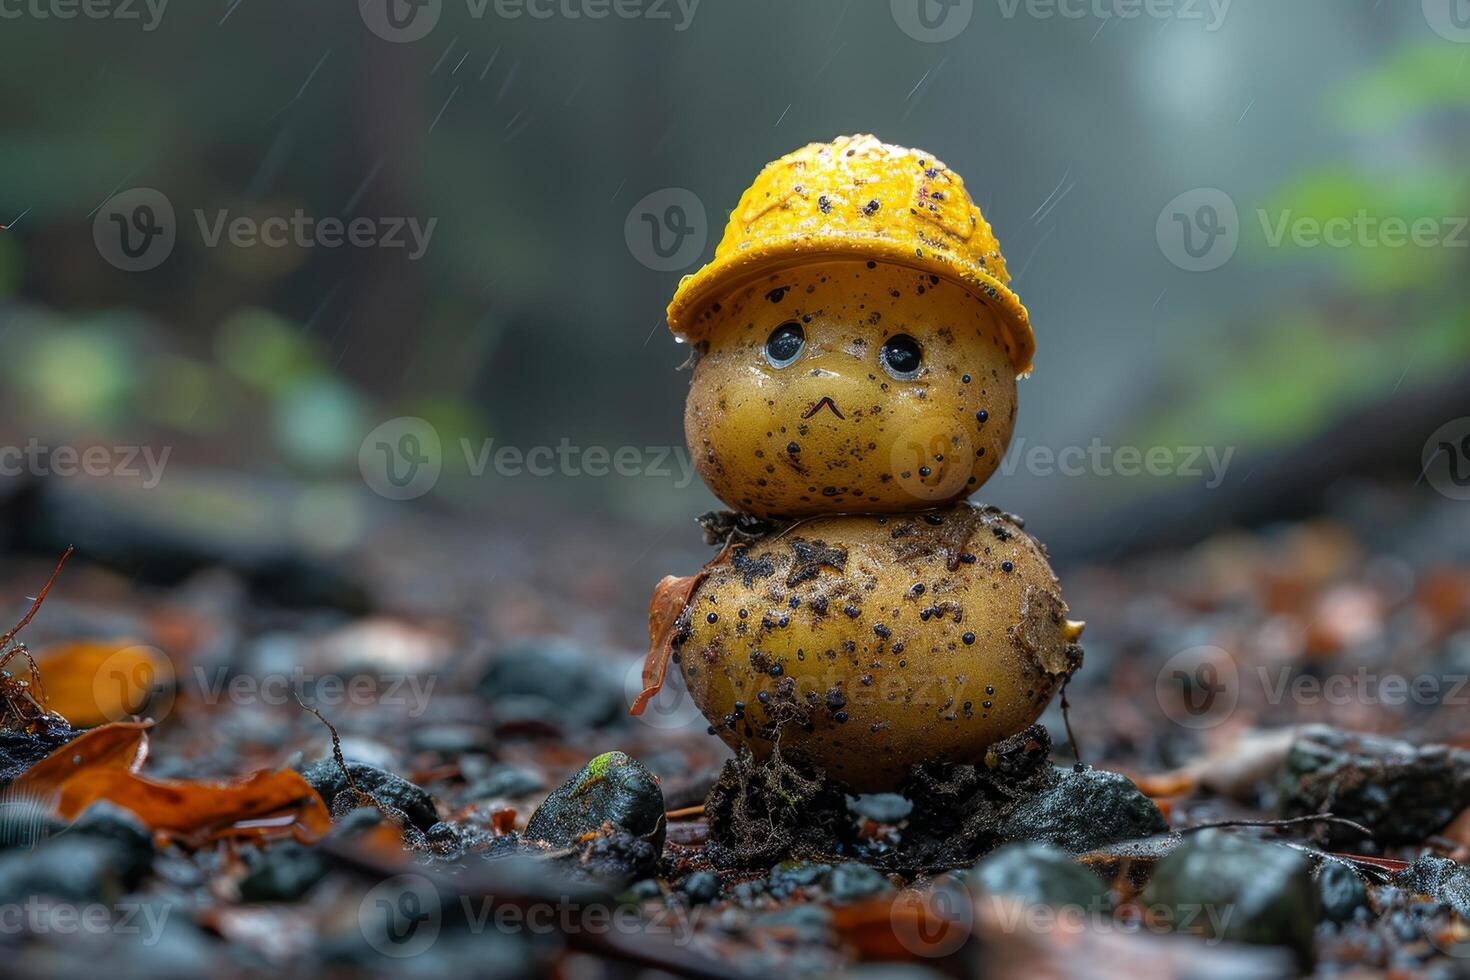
[802,396,845,420]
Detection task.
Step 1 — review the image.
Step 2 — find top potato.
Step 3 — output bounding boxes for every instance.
[684,260,1019,518]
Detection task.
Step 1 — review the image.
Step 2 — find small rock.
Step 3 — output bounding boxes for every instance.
[623,878,662,901]
[1142,829,1318,967]
[1315,861,1367,924]
[1276,726,1470,845]
[68,801,154,881]
[0,718,79,783]
[409,725,490,755]
[465,766,546,800]
[972,842,1112,909]
[680,870,720,904]
[825,863,892,903]
[753,902,833,940]
[478,639,624,729]
[0,836,140,905]
[768,860,832,897]
[1392,854,1470,919]
[849,793,912,824]
[298,757,439,831]
[525,751,665,852]
[238,841,326,902]
[999,767,1168,853]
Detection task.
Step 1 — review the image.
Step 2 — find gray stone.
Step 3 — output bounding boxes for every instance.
[1142,829,1318,967]
[999,767,1168,853]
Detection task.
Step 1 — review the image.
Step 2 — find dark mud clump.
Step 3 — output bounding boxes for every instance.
[895,723,1058,869]
[704,743,853,868]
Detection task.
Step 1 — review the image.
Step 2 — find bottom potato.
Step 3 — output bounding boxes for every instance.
[671,504,1083,792]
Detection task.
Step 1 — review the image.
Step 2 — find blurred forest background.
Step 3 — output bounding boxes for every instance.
[1,0,1466,574]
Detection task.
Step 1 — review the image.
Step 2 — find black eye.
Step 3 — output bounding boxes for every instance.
[764,322,805,368]
[880,334,922,378]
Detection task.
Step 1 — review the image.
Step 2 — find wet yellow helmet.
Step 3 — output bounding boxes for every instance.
[667,134,1036,376]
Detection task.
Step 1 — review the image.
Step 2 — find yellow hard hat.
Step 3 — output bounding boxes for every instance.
[667,134,1035,376]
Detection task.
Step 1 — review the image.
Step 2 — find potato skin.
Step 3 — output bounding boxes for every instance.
[684,261,1018,519]
[673,504,1081,792]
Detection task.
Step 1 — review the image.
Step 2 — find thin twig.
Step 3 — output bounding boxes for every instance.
[1181,813,1374,838]
[0,547,74,652]
[1059,676,1083,766]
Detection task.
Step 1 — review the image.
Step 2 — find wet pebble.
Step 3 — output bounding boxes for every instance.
[848,793,913,824]
[478,638,624,729]
[680,870,721,904]
[825,863,892,903]
[299,757,439,830]
[1315,861,1368,924]
[465,765,547,801]
[998,767,1168,853]
[971,842,1112,909]
[1393,854,1470,919]
[525,751,665,853]
[1141,829,1318,967]
[238,841,326,902]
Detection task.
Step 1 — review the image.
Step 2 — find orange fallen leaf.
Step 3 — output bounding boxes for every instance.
[631,573,702,715]
[16,721,330,844]
[36,640,172,727]
[631,537,736,715]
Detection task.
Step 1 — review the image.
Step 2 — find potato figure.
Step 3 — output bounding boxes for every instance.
[635,135,1082,795]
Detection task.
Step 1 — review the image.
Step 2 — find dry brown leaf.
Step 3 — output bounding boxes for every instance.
[630,573,703,715]
[16,721,331,843]
[630,537,738,716]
